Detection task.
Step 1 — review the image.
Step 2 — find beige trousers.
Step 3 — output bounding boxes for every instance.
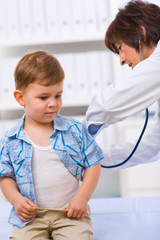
[10,206,94,240]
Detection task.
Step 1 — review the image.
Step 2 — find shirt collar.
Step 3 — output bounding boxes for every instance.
[5,114,68,139]
[5,114,25,138]
[53,115,70,131]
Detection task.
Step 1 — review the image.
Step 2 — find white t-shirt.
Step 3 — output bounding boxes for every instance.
[31,142,79,209]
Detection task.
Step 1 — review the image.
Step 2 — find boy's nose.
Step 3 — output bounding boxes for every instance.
[48,99,57,107]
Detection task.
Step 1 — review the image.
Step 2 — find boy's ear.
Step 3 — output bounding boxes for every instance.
[13,90,25,106]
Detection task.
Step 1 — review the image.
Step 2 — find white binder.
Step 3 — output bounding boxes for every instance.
[54,54,66,101]
[0,57,19,104]
[6,0,20,39]
[74,52,89,103]
[96,0,109,32]
[45,0,60,36]
[0,0,7,40]
[70,0,85,33]
[83,0,98,33]
[109,0,126,20]
[0,58,10,103]
[17,0,33,38]
[57,0,72,34]
[98,51,113,89]
[86,51,102,97]
[31,0,46,37]
[56,53,76,102]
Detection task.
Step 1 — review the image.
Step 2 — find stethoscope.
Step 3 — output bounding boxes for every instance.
[101,108,149,168]
[101,39,153,169]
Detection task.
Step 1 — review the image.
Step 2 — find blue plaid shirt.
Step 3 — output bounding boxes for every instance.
[0,115,104,228]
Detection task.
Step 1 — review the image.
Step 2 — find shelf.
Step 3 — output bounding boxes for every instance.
[0,103,22,111]
[0,33,105,48]
[0,104,88,120]
[0,99,89,120]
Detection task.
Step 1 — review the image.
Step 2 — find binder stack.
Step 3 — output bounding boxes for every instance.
[0,57,20,104]
[56,53,77,102]
[18,0,33,38]
[70,0,85,34]
[45,0,60,36]
[31,0,46,37]
[0,0,114,107]
[0,0,7,40]
[0,0,110,42]
[5,0,20,39]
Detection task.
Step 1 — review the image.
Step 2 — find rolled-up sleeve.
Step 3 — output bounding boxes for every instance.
[0,138,14,179]
[80,125,104,168]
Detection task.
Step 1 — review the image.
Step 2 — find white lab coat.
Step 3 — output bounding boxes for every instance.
[85,40,160,171]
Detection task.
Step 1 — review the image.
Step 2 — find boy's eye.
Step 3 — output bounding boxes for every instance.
[55,94,62,99]
[40,96,47,100]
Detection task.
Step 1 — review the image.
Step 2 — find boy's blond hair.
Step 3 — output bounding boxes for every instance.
[14,50,65,90]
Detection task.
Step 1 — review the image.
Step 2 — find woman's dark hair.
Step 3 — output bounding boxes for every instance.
[105,0,160,54]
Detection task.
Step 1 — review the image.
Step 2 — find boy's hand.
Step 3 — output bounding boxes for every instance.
[65,194,88,219]
[14,195,39,222]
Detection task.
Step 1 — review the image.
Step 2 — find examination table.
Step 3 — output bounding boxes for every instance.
[0,197,160,240]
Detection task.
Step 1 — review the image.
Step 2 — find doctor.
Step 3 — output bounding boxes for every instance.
[85,0,160,170]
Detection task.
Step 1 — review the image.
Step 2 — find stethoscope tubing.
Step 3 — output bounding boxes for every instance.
[101,108,149,168]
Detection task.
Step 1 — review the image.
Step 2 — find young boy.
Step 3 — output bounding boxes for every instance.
[0,50,103,240]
